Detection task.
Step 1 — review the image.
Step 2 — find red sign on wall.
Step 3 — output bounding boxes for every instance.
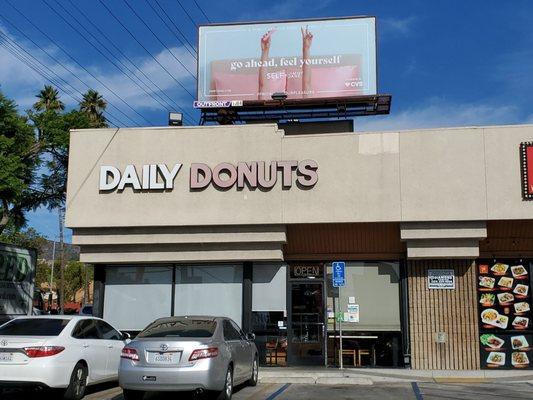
[521,142,533,200]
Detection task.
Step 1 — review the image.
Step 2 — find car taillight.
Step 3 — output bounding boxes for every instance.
[121,347,140,361]
[24,346,65,358]
[189,347,218,361]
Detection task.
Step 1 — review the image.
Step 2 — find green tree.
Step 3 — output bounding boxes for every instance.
[0,92,42,234]
[33,85,64,112]
[0,227,47,254]
[31,110,94,209]
[79,89,108,128]
[35,259,53,291]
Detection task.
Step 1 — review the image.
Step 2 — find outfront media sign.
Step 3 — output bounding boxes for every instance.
[197,17,377,103]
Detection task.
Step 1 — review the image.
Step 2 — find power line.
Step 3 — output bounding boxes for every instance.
[67,0,195,124]
[175,0,200,28]
[2,3,142,127]
[122,0,197,80]
[0,9,141,127]
[40,0,152,125]
[192,0,212,23]
[0,34,123,128]
[0,33,124,127]
[147,0,197,58]
[97,0,195,99]
[49,0,195,124]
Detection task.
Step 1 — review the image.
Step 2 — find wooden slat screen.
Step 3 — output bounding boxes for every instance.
[480,220,533,257]
[408,259,479,370]
[284,223,405,260]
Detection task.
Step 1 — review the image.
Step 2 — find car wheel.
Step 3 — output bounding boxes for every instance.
[212,366,233,400]
[122,389,145,400]
[63,362,88,400]
[248,356,259,386]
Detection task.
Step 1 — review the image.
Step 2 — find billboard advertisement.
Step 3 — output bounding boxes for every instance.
[197,17,377,104]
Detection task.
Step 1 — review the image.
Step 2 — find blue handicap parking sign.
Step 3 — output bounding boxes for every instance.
[332,261,345,287]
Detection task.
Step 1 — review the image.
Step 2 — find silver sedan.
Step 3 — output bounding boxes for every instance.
[119,316,258,400]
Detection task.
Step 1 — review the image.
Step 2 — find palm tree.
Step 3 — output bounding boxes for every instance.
[33,85,65,112]
[79,89,108,127]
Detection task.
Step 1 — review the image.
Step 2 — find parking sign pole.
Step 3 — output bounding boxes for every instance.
[332,261,345,370]
[339,285,343,370]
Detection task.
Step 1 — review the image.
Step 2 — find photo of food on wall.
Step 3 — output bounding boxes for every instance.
[515,284,529,297]
[479,276,496,290]
[498,276,514,289]
[511,335,530,350]
[512,265,528,279]
[491,263,509,275]
[486,351,506,367]
[478,260,533,369]
[480,333,533,368]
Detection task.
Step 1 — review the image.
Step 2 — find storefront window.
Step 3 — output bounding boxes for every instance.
[252,264,287,366]
[174,264,243,326]
[325,261,402,367]
[104,266,173,331]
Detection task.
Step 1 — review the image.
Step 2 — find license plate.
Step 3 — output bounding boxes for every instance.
[149,352,178,364]
[0,353,14,362]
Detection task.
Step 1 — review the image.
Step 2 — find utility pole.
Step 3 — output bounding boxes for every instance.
[49,239,56,311]
[59,207,65,314]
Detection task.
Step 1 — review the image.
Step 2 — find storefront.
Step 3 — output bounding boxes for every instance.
[66,123,533,369]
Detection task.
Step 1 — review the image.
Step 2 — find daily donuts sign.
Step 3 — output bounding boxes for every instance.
[99,160,318,192]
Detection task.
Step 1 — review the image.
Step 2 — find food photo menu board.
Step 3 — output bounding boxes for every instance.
[477,260,533,369]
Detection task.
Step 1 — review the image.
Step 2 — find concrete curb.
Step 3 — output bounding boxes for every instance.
[258,368,533,385]
[259,376,374,385]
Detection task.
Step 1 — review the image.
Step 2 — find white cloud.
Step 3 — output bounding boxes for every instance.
[0,24,195,122]
[355,98,521,132]
[380,16,417,38]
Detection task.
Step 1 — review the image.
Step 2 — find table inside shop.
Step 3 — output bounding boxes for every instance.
[327,334,378,367]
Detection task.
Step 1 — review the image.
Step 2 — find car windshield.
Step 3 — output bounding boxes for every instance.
[137,318,216,338]
[0,318,70,336]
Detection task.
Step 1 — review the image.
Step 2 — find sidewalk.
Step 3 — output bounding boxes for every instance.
[259,367,533,385]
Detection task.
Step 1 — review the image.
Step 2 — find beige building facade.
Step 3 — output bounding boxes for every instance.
[66,123,533,369]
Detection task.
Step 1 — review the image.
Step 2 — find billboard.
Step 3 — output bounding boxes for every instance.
[197,17,377,104]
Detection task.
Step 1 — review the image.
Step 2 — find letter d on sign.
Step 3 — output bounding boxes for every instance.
[100,166,121,191]
[190,163,212,189]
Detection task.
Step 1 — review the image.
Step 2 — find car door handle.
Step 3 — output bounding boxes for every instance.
[107,345,114,349]
[83,344,89,348]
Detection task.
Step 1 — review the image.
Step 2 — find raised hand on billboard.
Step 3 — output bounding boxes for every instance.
[301,25,313,98]
[301,25,313,52]
[261,29,276,54]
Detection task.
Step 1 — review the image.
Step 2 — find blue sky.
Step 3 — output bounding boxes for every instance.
[1,0,532,240]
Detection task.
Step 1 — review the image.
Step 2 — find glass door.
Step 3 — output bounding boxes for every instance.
[288,282,325,365]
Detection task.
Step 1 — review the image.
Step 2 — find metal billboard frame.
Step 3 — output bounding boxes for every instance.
[195,16,387,124]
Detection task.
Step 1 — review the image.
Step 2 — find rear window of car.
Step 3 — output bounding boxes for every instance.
[0,318,70,336]
[137,319,217,338]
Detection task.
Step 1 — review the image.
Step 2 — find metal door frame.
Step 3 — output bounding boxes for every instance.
[286,263,327,366]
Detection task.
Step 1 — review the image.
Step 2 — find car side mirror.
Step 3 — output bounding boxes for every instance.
[122,332,131,341]
[246,332,255,341]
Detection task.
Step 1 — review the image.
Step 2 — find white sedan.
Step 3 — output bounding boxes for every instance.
[0,315,129,399]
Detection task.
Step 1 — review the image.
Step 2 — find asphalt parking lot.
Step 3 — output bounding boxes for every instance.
[3,381,533,400]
